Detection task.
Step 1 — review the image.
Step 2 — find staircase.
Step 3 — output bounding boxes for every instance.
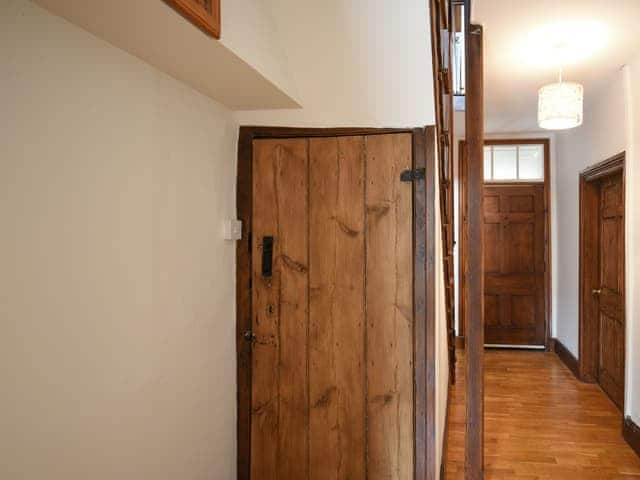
[429,0,462,384]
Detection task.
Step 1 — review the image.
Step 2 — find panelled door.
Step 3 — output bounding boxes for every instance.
[250,134,414,480]
[596,172,625,409]
[483,184,546,346]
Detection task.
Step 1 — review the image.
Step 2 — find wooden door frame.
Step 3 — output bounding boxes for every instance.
[578,152,625,383]
[457,138,552,349]
[235,126,438,480]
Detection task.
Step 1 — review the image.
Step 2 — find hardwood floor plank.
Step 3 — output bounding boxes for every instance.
[444,349,640,479]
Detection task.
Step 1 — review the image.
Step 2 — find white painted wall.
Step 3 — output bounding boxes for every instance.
[555,62,640,425]
[555,71,627,356]
[623,54,640,425]
[235,0,436,127]
[220,0,298,101]
[0,2,237,478]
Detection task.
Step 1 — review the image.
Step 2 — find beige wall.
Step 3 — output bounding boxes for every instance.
[0,2,238,478]
[555,72,627,356]
[624,54,640,425]
[555,61,640,425]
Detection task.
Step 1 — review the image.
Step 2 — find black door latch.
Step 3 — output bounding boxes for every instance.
[261,236,274,278]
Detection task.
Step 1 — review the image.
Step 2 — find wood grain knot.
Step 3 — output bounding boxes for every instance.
[281,255,308,273]
[252,400,274,416]
[313,386,337,409]
[332,217,360,237]
[372,390,396,406]
[366,203,391,220]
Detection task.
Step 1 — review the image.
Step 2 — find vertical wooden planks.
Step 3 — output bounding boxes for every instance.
[251,140,281,480]
[308,136,366,480]
[249,131,420,480]
[414,126,437,480]
[365,133,414,480]
[274,139,309,480]
[251,139,309,480]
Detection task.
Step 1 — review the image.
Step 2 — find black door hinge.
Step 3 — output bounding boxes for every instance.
[400,168,426,182]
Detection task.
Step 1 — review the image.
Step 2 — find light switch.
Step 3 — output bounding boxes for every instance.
[222,219,242,241]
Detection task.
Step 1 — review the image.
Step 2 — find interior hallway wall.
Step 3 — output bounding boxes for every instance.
[555,64,640,426]
[624,54,640,426]
[0,2,238,478]
[555,72,627,357]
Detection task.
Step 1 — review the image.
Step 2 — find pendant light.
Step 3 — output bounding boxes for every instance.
[538,66,583,130]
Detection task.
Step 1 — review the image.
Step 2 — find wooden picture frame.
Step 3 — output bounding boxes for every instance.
[164,0,221,39]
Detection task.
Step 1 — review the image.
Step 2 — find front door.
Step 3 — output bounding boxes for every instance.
[483,184,546,346]
[596,172,625,409]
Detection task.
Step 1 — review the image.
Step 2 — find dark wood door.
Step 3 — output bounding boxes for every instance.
[483,184,546,346]
[596,172,625,409]
[250,134,414,480]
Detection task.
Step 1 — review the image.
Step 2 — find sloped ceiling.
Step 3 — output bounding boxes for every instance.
[33,0,300,110]
[473,0,640,133]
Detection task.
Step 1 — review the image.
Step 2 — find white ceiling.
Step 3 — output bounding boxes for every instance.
[473,0,640,133]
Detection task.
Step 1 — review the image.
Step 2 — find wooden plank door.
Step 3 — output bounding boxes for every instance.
[250,133,414,480]
[483,184,545,346]
[596,172,625,409]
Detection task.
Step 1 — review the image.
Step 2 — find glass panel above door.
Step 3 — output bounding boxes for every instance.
[483,143,546,182]
[518,145,545,180]
[492,146,518,180]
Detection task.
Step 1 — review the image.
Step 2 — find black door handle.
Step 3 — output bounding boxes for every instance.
[262,236,274,278]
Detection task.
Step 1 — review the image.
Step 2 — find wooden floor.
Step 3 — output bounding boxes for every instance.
[444,349,640,479]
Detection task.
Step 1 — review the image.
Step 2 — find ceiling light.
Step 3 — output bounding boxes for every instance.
[538,68,583,130]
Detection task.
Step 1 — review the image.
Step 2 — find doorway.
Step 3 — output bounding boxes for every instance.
[235,127,439,480]
[579,153,626,410]
[458,139,552,349]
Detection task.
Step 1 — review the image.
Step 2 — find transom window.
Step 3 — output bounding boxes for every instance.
[483,143,545,182]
